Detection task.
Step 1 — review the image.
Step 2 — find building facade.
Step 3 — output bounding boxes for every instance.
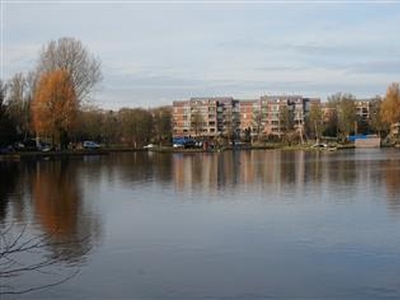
[172,97,239,138]
[173,95,320,139]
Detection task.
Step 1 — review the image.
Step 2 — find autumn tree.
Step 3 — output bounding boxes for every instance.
[380,83,400,127]
[31,70,78,148]
[36,37,102,103]
[369,96,389,136]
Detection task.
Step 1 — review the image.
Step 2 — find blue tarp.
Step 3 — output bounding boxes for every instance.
[348,134,367,142]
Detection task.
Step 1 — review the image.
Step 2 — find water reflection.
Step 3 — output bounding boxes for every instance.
[382,158,400,211]
[0,162,19,220]
[166,149,400,209]
[2,150,400,222]
[30,160,100,262]
[0,158,101,295]
[1,149,400,298]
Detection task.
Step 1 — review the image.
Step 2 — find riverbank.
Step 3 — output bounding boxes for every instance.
[0,143,359,161]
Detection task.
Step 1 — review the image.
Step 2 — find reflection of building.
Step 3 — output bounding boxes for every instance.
[172,151,305,195]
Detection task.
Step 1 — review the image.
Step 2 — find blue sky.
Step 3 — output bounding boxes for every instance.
[1,1,400,109]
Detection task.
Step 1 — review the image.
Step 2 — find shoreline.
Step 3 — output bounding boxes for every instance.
[0,143,360,161]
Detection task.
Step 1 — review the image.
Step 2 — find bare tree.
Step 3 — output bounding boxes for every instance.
[306,103,325,142]
[327,92,357,139]
[36,37,102,103]
[119,108,153,147]
[0,79,6,117]
[152,106,172,144]
[0,224,90,295]
[0,80,17,145]
[6,73,32,140]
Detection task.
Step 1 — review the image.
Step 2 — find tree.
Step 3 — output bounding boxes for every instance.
[31,70,78,148]
[119,108,153,147]
[0,80,16,145]
[78,106,104,142]
[252,108,262,142]
[338,94,357,138]
[327,92,357,139]
[152,107,172,144]
[101,110,120,145]
[369,96,389,136]
[36,37,102,103]
[0,224,91,295]
[6,73,32,140]
[279,104,293,136]
[306,103,324,142]
[381,83,400,126]
[191,110,204,136]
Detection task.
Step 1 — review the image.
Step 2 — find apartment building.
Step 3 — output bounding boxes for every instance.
[216,97,241,138]
[238,99,260,138]
[258,95,318,137]
[173,95,320,139]
[172,97,239,138]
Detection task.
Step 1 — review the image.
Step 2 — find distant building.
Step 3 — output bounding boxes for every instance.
[238,99,260,139]
[355,99,373,134]
[172,97,239,138]
[173,95,320,139]
[259,95,319,137]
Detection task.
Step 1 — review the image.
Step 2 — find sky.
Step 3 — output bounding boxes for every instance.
[1,1,400,110]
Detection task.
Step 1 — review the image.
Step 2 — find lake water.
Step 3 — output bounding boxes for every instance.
[1,149,400,299]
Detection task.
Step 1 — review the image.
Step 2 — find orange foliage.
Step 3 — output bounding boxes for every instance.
[381,83,400,125]
[31,69,78,138]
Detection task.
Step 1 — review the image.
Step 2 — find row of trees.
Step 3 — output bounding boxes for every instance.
[1,37,101,149]
[1,75,172,148]
[1,37,173,149]
[76,106,172,147]
[300,85,400,143]
[242,85,399,145]
[1,36,400,149]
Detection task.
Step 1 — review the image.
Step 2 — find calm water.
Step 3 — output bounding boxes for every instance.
[1,149,400,299]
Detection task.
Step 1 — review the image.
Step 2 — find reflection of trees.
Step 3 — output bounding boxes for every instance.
[0,224,84,295]
[326,156,357,188]
[109,152,173,185]
[0,159,101,295]
[383,159,400,211]
[31,159,100,263]
[0,162,20,221]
